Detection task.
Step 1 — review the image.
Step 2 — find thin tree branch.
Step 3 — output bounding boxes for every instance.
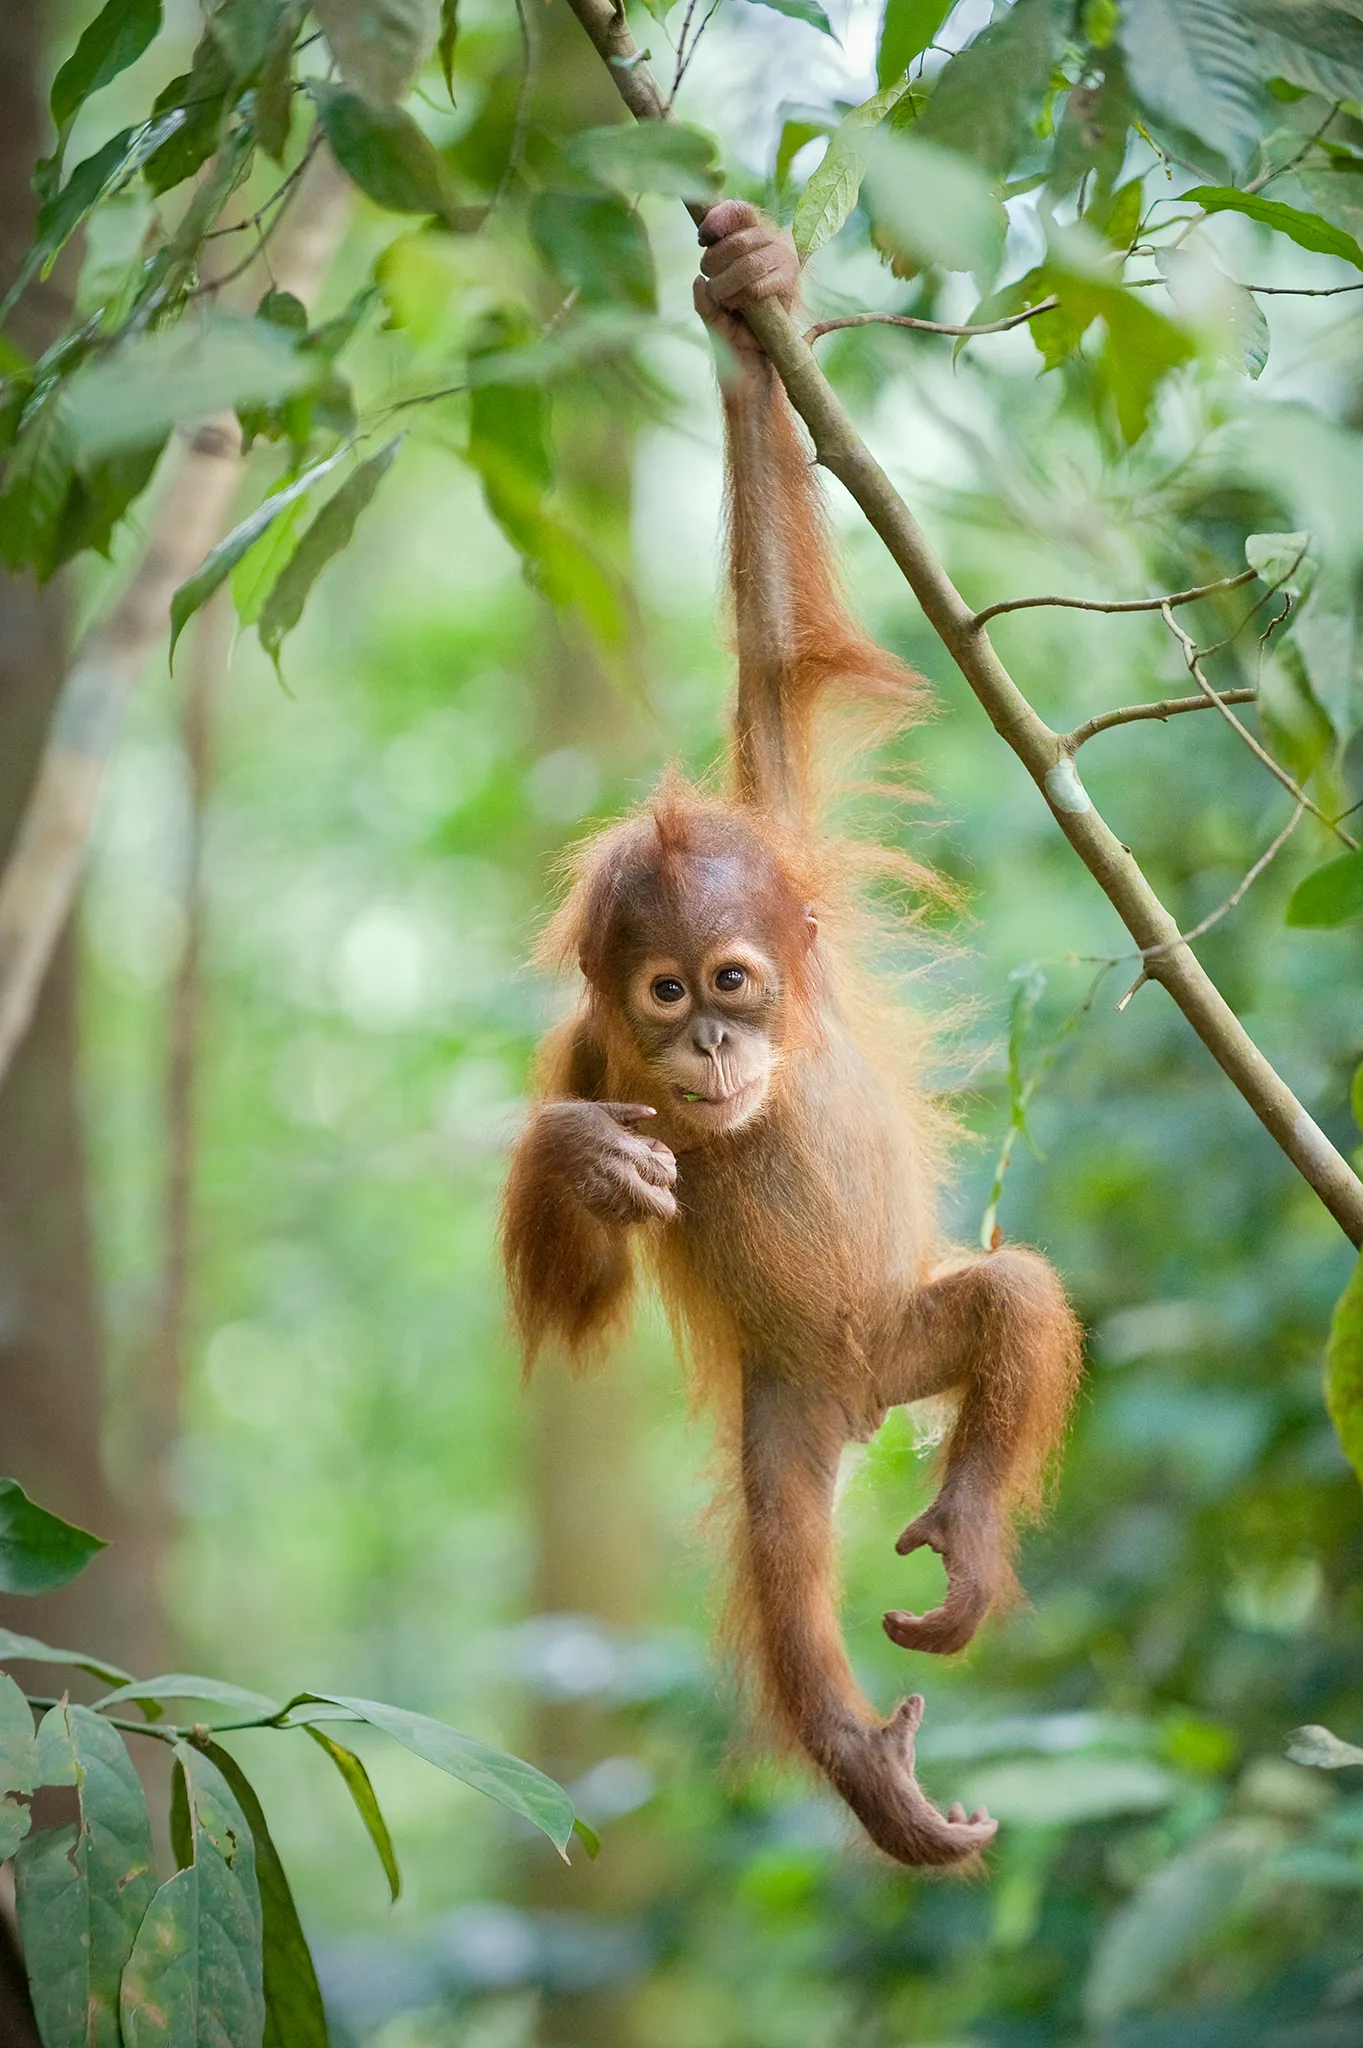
[0,146,353,1094]
[1067,689,1257,749]
[805,298,1058,343]
[1160,602,1359,851]
[561,0,1363,1247]
[973,566,1255,630]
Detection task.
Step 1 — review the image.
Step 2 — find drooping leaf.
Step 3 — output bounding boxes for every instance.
[744,0,834,36]
[310,81,465,222]
[303,1725,402,1902]
[916,0,1066,179]
[775,117,831,190]
[291,1693,576,1855]
[255,4,301,161]
[0,1675,39,1861]
[1120,0,1266,174]
[313,0,439,106]
[1246,529,1317,597]
[1098,284,1196,443]
[791,76,911,260]
[96,1675,284,1722]
[120,1744,265,2048]
[0,1479,106,1595]
[528,191,658,309]
[1287,1722,1363,1769]
[876,0,952,88]
[14,1704,157,2048]
[203,1745,329,2048]
[1286,850,1363,929]
[1186,185,1363,269]
[438,0,458,98]
[165,441,352,664]
[62,314,314,468]
[51,436,168,570]
[50,0,164,148]
[258,439,400,672]
[0,391,75,579]
[571,1817,601,1859]
[1257,644,1333,781]
[1322,1251,1363,1494]
[567,122,720,200]
[1155,247,1268,377]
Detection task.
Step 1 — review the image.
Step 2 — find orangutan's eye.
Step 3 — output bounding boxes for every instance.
[715,966,746,991]
[653,977,687,1004]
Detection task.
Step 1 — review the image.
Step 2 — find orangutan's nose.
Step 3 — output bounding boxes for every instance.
[693,1017,726,1055]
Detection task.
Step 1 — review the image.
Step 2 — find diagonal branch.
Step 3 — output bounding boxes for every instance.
[0,146,353,1093]
[561,0,1363,1249]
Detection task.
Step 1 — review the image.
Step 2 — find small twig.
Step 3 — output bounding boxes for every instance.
[188,132,322,301]
[1141,801,1306,960]
[972,565,1255,631]
[670,0,700,101]
[1160,602,1358,850]
[1066,688,1257,749]
[805,298,1059,344]
[1245,101,1342,196]
[201,147,316,242]
[671,0,722,97]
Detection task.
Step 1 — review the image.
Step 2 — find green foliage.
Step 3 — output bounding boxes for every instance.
[309,83,467,223]
[312,0,439,107]
[48,0,163,163]
[1286,851,1363,927]
[0,1480,104,1594]
[742,0,835,37]
[792,78,911,259]
[1188,184,1363,267]
[0,1481,581,2045]
[1325,1254,1363,1492]
[259,439,401,675]
[875,0,952,89]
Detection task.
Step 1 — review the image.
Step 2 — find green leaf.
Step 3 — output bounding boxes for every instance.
[861,130,1009,278]
[1120,0,1266,174]
[231,494,309,626]
[203,1745,329,2048]
[0,112,186,323]
[258,439,399,671]
[206,0,282,80]
[438,0,458,98]
[877,0,952,88]
[571,1817,601,1860]
[791,76,911,260]
[1156,247,1268,377]
[310,81,464,222]
[255,4,300,161]
[51,436,168,571]
[294,1694,576,1855]
[0,1629,131,1689]
[62,314,314,469]
[528,191,658,310]
[0,392,75,579]
[166,441,351,664]
[144,32,232,196]
[1241,0,1363,105]
[1246,529,1317,597]
[567,122,720,200]
[744,0,834,35]
[303,1725,401,1902]
[14,1704,157,2048]
[1098,285,1195,444]
[51,0,164,144]
[1287,1722,1363,1769]
[97,1675,285,1722]
[120,1744,265,2048]
[1285,850,1363,929]
[1186,185,1363,270]
[314,0,439,106]
[1326,1252,1363,1498]
[0,1675,39,1862]
[775,117,830,190]
[960,1754,1176,1826]
[916,0,1066,179]
[0,1479,105,1595]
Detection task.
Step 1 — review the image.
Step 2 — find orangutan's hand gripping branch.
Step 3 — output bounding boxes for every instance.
[501,201,1082,1870]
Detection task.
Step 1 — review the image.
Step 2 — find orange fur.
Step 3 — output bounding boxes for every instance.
[499,204,1082,1869]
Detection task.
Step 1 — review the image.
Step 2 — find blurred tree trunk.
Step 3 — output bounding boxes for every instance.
[0,0,141,1676]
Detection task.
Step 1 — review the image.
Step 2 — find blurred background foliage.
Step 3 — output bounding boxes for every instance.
[4,0,1363,2040]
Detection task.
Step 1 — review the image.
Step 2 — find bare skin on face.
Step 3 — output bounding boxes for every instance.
[501,201,1083,1871]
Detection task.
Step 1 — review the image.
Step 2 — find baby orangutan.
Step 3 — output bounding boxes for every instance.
[501,200,1082,1868]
